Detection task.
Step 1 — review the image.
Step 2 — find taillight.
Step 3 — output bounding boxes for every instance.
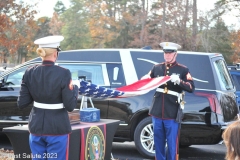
[195,92,222,114]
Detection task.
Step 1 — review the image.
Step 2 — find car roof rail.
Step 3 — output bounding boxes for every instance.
[227,64,240,71]
[141,46,152,50]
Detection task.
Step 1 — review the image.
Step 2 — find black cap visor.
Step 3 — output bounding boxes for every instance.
[163,49,176,53]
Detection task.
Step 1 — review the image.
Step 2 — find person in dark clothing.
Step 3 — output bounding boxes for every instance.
[17,36,79,160]
[142,42,195,160]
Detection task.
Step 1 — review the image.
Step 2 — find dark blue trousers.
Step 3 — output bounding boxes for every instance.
[152,117,180,160]
[29,134,69,160]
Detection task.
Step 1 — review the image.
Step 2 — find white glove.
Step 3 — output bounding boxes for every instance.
[141,74,151,80]
[72,80,80,88]
[170,74,180,85]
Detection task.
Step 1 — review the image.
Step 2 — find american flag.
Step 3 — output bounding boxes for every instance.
[79,76,171,98]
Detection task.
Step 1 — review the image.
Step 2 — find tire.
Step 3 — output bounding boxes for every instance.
[134,116,155,158]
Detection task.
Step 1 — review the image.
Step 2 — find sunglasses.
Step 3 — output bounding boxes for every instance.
[163,49,176,53]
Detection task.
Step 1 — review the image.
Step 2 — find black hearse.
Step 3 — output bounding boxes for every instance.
[0,49,238,158]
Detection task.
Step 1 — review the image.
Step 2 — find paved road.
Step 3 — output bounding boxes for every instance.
[0,133,226,160]
[112,142,226,160]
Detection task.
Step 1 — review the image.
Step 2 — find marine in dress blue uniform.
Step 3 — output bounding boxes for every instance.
[17,36,79,160]
[144,42,195,160]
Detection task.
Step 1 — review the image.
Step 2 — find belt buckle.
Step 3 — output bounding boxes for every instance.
[180,101,186,105]
[180,101,186,109]
[164,87,168,94]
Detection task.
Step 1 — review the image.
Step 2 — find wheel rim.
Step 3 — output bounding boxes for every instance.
[140,123,155,154]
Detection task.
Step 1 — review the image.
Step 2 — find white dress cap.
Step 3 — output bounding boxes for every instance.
[159,42,181,50]
[34,36,64,49]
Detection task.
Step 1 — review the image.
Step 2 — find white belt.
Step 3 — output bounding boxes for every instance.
[34,101,64,109]
[156,88,180,97]
[156,88,185,109]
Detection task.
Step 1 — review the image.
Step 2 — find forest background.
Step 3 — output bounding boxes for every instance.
[1,0,240,66]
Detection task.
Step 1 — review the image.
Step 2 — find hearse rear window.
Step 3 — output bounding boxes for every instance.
[214,60,234,90]
[59,63,110,86]
[59,63,126,88]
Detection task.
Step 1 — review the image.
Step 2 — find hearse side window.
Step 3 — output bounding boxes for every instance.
[214,60,234,90]
[59,64,110,86]
[106,64,125,88]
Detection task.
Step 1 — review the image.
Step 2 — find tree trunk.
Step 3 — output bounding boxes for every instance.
[140,0,147,46]
[192,0,197,51]
[161,0,166,40]
[182,0,189,49]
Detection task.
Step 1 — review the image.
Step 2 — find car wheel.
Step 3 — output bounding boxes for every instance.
[134,116,155,158]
